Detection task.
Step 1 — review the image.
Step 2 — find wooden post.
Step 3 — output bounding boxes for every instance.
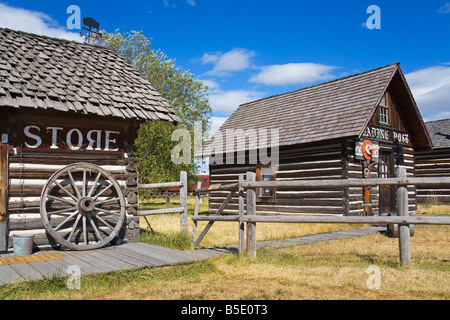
[362,159,372,216]
[246,172,257,259]
[191,181,202,248]
[0,110,9,252]
[396,167,411,265]
[238,174,245,254]
[180,171,188,233]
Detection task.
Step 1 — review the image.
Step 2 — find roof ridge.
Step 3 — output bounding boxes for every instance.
[0,27,115,52]
[426,118,450,124]
[240,62,400,107]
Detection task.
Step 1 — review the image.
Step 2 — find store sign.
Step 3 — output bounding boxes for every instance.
[361,126,410,145]
[19,122,124,153]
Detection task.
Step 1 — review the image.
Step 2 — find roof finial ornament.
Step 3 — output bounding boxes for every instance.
[80,17,102,44]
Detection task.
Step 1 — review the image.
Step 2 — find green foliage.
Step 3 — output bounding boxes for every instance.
[100,30,212,185]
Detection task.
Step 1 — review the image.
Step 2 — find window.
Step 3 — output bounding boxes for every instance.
[256,165,276,202]
[378,94,389,125]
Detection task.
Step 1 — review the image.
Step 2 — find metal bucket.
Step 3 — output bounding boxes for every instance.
[13,234,35,256]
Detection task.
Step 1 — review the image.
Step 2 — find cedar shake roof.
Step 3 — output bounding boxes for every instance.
[425,119,450,149]
[208,62,431,151]
[0,28,180,122]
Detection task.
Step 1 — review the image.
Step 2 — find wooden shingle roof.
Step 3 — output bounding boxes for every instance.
[425,119,450,149]
[0,28,180,122]
[208,62,430,151]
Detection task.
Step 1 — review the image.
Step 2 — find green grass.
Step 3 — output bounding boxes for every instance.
[139,229,192,251]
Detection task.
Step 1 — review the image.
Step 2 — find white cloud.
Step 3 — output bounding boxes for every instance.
[249,63,338,86]
[0,3,80,41]
[209,116,228,136]
[438,2,450,13]
[208,88,266,115]
[201,48,256,76]
[186,0,196,6]
[405,65,450,121]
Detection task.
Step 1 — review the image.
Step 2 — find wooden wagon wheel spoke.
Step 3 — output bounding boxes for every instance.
[54,210,79,232]
[40,163,126,251]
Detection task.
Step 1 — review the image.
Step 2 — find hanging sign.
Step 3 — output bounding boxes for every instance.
[355,140,379,162]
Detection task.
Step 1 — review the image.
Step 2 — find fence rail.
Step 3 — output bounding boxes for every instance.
[139,171,188,233]
[191,169,450,265]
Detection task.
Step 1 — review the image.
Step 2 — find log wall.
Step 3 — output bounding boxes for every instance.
[209,140,418,216]
[415,148,450,204]
[4,110,140,250]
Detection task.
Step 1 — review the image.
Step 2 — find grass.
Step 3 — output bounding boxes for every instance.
[0,198,448,300]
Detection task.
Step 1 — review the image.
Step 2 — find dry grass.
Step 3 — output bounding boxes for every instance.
[1,198,448,300]
[67,225,449,300]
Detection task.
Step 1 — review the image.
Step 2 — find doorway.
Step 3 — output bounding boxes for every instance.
[378,150,395,214]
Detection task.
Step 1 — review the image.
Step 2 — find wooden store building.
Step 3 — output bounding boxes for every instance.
[206,63,432,216]
[0,28,179,252]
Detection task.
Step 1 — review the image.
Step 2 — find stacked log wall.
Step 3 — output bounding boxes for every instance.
[415,148,450,204]
[5,112,140,250]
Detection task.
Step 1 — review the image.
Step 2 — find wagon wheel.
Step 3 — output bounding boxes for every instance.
[40,163,126,251]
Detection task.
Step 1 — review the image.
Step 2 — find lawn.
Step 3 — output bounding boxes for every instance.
[0,198,448,300]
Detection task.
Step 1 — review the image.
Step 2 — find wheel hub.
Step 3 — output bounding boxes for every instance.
[77,197,96,215]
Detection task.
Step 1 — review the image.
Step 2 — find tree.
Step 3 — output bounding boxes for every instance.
[101,30,211,192]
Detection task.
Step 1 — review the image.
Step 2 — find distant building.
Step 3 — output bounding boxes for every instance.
[416,118,450,204]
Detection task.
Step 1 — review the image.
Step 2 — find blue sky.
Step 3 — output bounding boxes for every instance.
[0,0,449,135]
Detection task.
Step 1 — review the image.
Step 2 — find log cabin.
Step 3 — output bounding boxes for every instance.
[0,28,180,252]
[204,63,432,216]
[416,118,450,204]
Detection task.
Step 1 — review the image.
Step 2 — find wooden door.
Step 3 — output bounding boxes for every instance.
[378,151,394,214]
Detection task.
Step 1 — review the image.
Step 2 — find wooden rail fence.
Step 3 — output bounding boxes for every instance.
[191,169,450,265]
[138,171,188,233]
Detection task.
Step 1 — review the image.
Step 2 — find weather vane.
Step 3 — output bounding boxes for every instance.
[79,17,102,44]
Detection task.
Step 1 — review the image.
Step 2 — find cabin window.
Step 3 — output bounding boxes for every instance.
[378,94,389,125]
[256,165,276,202]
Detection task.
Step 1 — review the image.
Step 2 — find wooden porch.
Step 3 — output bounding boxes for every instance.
[0,242,222,287]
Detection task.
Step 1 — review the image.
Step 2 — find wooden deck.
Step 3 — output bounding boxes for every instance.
[0,242,222,287]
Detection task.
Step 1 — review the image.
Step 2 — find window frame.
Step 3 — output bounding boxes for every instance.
[378,93,389,125]
[255,164,276,203]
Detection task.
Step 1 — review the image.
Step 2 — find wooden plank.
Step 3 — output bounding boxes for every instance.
[239,215,450,225]
[396,167,411,266]
[246,172,257,259]
[241,177,450,188]
[133,242,205,262]
[139,207,185,216]
[0,265,23,285]
[194,190,236,247]
[139,181,183,189]
[62,251,113,274]
[238,174,245,254]
[191,181,202,248]
[179,171,188,233]
[123,243,179,265]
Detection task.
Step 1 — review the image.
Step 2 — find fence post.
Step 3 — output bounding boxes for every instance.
[246,172,257,259]
[396,167,411,265]
[191,181,202,248]
[180,171,188,233]
[238,174,245,254]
